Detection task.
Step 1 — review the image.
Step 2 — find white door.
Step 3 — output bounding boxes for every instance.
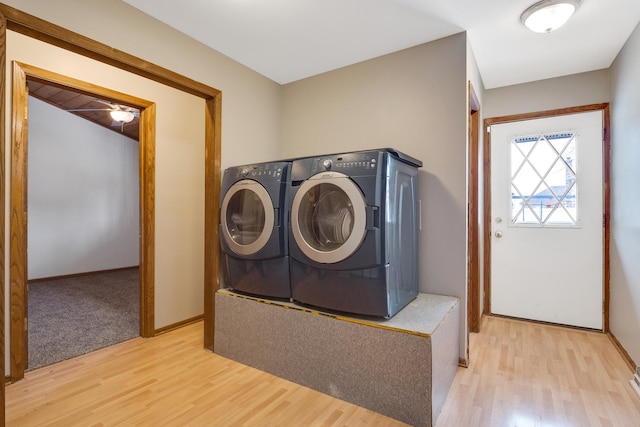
[490,110,603,329]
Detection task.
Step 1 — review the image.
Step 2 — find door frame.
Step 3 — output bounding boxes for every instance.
[482,103,610,331]
[0,2,222,396]
[10,62,155,380]
[467,82,481,337]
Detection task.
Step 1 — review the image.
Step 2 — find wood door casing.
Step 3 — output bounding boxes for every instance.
[482,104,610,331]
[10,62,155,380]
[0,2,222,391]
[490,111,603,328]
[467,82,481,338]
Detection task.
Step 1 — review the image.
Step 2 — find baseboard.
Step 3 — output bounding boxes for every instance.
[154,315,204,336]
[28,266,139,283]
[489,313,601,332]
[607,332,637,373]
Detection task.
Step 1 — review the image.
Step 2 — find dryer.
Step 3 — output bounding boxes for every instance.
[220,161,291,299]
[288,149,422,317]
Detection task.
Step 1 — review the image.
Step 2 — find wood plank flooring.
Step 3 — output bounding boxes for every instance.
[6,321,403,426]
[438,316,640,427]
[5,315,640,426]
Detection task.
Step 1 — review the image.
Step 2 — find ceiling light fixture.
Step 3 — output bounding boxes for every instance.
[521,0,581,33]
[110,109,135,123]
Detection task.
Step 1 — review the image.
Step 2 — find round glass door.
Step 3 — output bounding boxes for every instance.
[291,172,367,264]
[221,180,274,256]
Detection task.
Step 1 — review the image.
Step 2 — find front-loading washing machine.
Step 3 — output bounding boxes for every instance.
[288,148,422,317]
[220,161,291,299]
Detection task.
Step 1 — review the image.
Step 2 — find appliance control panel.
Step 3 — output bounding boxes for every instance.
[310,151,382,174]
[226,162,288,182]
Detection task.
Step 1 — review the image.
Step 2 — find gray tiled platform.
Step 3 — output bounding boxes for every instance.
[214,290,460,427]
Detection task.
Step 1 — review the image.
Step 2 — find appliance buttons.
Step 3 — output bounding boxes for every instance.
[323,159,333,170]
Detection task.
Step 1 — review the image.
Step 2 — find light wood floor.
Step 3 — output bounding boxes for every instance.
[5,316,640,426]
[438,316,640,427]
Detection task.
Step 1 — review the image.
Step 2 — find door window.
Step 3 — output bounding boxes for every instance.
[510,131,577,226]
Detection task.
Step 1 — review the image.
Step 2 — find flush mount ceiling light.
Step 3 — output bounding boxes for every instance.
[110,109,135,123]
[521,0,581,33]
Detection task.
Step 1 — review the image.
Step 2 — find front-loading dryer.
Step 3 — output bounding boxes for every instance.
[220,161,291,299]
[288,149,422,317]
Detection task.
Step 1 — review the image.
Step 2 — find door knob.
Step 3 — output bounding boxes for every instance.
[495,230,503,238]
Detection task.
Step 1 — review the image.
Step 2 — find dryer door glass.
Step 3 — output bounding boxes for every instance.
[292,174,367,264]
[221,180,274,255]
[300,183,353,251]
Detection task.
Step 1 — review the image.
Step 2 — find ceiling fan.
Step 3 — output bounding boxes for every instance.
[66,99,140,131]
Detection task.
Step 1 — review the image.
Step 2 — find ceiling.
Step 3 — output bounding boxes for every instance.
[28,81,140,141]
[121,0,640,89]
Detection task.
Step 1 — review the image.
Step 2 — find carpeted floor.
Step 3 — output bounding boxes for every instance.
[27,268,140,371]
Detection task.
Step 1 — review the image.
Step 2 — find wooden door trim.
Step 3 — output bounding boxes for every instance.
[482,103,610,332]
[467,81,481,337]
[9,59,26,383]
[0,5,218,99]
[10,61,156,380]
[0,2,222,389]
[0,13,5,419]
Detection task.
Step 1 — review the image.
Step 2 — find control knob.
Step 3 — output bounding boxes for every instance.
[322,159,332,170]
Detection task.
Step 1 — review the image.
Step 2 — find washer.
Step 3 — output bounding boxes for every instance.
[288,149,422,317]
[220,161,291,299]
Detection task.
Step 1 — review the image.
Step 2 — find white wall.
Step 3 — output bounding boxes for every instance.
[28,97,139,279]
[282,33,469,360]
[610,21,640,367]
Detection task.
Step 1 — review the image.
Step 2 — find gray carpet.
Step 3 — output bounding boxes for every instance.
[27,268,140,371]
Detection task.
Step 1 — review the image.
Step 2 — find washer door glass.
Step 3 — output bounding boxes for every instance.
[292,172,367,264]
[221,180,274,256]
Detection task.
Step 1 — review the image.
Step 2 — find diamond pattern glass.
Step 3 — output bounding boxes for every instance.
[510,132,577,226]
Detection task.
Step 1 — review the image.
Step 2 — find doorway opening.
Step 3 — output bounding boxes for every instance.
[10,62,156,380]
[27,80,141,370]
